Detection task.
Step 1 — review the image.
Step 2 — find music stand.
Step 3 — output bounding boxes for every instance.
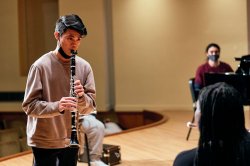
[235,55,250,75]
[204,73,250,105]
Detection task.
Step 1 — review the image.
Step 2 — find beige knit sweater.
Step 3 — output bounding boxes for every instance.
[22,51,96,148]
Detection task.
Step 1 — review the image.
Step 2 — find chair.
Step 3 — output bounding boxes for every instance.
[0,140,21,157]
[0,128,20,142]
[19,137,31,151]
[186,78,199,140]
[4,119,26,138]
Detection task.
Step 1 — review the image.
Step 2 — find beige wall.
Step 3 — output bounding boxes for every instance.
[111,0,248,111]
[60,0,248,111]
[0,0,26,111]
[0,0,248,112]
[0,1,27,91]
[59,0,112,111]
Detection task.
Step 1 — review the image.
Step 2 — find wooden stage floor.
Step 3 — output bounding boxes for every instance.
[1,110,249,166]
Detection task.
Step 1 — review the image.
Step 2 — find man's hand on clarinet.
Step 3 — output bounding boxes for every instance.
[74,80,85,99]
[59,97,77,113]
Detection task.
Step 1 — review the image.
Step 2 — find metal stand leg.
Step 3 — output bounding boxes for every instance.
[84,133,91,166]
[186,115,194,141]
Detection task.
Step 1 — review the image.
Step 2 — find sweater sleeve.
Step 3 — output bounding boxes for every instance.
[77,64,96,115]
[194,65,204,89]
[22,65,61,118]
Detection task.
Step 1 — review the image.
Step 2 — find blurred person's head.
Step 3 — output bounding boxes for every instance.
[195,82,247,166]
[205,43,220,63]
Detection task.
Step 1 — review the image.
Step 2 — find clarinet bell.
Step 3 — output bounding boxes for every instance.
[69,132,79,148]
[69,139,79,148]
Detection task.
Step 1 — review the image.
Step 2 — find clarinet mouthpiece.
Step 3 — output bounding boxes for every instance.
[71,50,77,55]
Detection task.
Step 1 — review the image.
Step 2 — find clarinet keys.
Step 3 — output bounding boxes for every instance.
[69,50,80,148]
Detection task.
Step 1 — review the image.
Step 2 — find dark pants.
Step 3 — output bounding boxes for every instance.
[32,147,79,166]
[173,148,197,166]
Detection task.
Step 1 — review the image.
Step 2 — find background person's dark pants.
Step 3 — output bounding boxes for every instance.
[32,147,79,166]
[173,148,197,166]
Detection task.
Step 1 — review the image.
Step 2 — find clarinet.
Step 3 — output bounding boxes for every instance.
[69,50,79,148]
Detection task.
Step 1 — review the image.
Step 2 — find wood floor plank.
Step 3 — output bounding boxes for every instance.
[102,111,198,166]
[1,110,248,166]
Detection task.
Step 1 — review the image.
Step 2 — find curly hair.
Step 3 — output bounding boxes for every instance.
[194,82,248,166]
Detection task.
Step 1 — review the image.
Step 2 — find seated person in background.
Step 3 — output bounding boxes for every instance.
[174,82,250,166]
[194,43,234,91]
[190,43,234,127]
[78,113,108,166]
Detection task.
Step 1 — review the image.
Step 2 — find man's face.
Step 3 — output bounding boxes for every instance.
[58,29,83,55]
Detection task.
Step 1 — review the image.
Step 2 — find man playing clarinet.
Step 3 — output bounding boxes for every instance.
[22,14,107,166]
